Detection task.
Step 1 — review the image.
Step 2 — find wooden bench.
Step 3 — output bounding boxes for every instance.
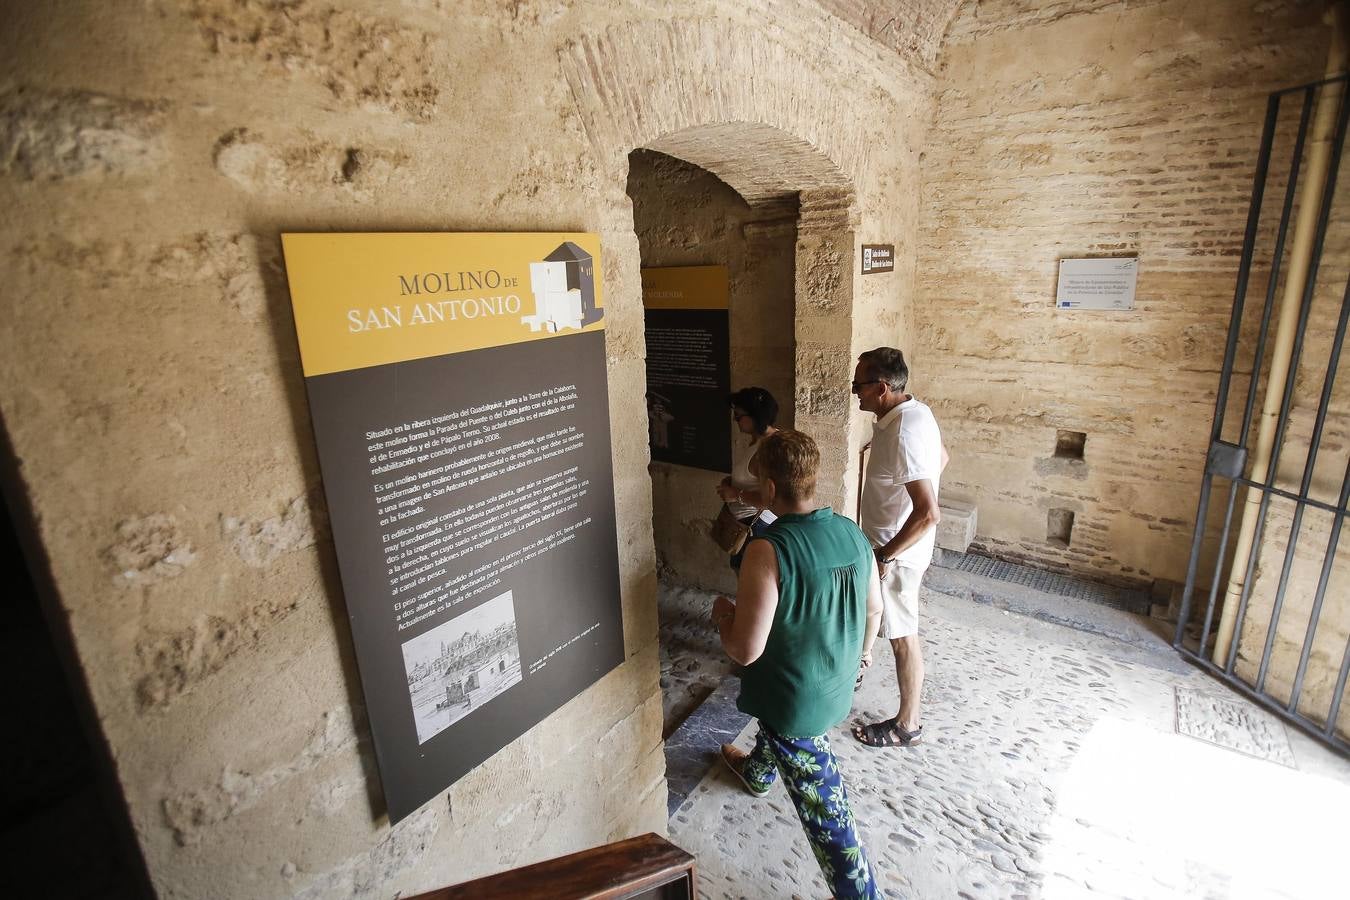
[407,832,696,900]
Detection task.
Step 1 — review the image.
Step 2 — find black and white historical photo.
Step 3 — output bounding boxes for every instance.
[401,590,524,744]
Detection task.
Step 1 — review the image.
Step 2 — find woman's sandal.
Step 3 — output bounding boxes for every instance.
[852,718,923,748]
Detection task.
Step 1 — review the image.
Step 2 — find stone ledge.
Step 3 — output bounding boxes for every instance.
[937,499,977,552]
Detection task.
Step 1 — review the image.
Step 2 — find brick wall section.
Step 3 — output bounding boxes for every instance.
[917,0,1331,587]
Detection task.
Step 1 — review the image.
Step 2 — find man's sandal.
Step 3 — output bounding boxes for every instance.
[852,718,923,748]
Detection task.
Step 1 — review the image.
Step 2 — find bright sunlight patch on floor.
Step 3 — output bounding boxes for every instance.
[1041,715,1344,899]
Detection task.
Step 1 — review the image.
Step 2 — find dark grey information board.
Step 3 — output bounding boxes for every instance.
[305,333,623,822]
[283,232,623,824]
[641,266,732,473]
[644,308,732,472]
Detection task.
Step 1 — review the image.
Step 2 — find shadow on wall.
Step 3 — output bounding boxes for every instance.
[250,226,388,823]
[0,420,154,897]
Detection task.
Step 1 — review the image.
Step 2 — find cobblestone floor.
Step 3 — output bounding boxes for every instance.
[663,580,1350,899]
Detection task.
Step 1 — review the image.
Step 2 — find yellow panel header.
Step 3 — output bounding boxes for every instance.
[640,265,729,310]
[281,232,605,377]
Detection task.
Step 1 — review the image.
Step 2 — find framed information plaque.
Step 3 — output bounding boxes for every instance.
[1056,257,1138,310]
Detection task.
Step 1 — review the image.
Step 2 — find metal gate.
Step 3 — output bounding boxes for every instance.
[1175,74,1350,756]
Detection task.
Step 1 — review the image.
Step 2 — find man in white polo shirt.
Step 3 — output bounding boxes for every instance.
[850,347,947,748]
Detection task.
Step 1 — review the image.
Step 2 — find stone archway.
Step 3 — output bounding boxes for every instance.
[561,19,868,511]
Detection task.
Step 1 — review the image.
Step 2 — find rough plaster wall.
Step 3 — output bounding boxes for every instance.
[0,0,929,896]
[918,0,1331,587]
[627,150,797,595]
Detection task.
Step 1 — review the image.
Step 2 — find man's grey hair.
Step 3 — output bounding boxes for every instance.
[858,347,909,392]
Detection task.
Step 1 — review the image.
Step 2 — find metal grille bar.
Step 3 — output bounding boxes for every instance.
[1176,90,1282,645]
[1216,88,1317,677]
[1290,437,1350,712]
[1251,84,1350,693]
[1226,477,1350,516]
[1175,74,1350,758]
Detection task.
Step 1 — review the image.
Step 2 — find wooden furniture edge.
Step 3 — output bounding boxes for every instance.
[405,831,696,900]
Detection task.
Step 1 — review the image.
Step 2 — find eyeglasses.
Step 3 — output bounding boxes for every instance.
[850,380,882,394]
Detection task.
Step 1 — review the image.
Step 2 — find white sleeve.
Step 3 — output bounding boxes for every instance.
[894,417,941,485]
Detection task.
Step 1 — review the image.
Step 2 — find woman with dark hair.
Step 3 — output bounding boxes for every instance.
[717,387,779,570]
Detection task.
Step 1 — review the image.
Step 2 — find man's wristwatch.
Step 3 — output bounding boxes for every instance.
[873,547,894,565]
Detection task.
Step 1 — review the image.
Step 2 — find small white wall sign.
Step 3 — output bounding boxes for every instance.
[861,244,894,274]
[1056,257,1138,310]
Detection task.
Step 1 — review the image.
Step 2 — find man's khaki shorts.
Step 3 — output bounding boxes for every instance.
[879,563,926,639]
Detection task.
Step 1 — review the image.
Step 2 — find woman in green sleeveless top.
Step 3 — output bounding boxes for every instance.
[711,430,884,899]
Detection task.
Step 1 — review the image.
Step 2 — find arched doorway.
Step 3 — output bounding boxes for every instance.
[613,136,863,747]
[561,16,872,775]
[561,20,870,519]
[635,123,860,516]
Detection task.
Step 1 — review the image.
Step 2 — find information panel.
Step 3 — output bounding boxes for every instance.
[1056,257,1138,310]
[281,233,624,823]
[641,265,731,472]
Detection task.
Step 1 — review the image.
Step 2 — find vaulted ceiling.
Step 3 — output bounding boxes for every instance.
[810,0,970,70]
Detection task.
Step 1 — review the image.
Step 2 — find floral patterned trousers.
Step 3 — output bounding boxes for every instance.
[741,726,882,899]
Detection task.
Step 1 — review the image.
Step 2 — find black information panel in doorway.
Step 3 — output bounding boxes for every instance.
[641,266,732,473]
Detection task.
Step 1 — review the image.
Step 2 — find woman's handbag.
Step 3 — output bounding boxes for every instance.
[710,503,753,555]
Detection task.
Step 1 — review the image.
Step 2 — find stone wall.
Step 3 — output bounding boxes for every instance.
[917,0,1332,587]
[0,1,930,895]
[561,15,933,516]
[627,150,797,594]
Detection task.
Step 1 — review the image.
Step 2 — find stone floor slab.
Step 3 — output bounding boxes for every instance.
[1174,686,1297,766]
[666,677,751,817]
